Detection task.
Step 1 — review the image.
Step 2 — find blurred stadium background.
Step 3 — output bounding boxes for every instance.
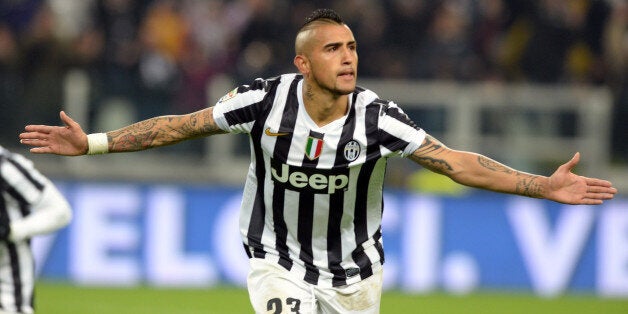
[1,0,628,313]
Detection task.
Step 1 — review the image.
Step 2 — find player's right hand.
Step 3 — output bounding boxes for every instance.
[19,111,89,156]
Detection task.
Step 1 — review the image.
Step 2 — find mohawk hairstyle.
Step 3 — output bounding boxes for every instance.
[295,8,346,54]
[301,8,344,29]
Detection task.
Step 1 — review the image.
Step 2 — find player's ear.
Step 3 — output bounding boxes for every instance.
[294,55,310,76]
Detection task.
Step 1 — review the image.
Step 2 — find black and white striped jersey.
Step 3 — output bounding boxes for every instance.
[212,73,426,287]
[0,146,72,314]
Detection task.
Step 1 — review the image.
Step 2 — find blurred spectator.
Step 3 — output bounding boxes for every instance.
[234,0,293,82]
[0,0,41,35]
[136,0,185,119]
[512,0,610,83]
[0,22,22,144]
[17,2,69,129]
[411,0,484,80]
[471,0,511,81]
[381,0,435,78]
[605,0,628,162]
[91,0,147,126]
[175,0,249,114]
[0,0,625,162]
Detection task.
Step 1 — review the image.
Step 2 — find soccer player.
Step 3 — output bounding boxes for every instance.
[19,9,616,314]
[0,145,72,314]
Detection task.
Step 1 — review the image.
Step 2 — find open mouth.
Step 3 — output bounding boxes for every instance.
[338,70,355,79]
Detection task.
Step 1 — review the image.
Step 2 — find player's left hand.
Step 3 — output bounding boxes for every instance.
[546,152,617,205]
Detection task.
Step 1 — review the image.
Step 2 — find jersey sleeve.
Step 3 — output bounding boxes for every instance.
[378,101,426,157]
[1,152,72,241]
[1,153,46,205]
[212,78,269,134]
[9,179,72,241]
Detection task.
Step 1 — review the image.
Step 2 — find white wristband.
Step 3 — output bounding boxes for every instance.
[86,133,109,155]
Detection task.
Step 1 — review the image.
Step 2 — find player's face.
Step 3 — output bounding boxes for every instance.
[306,24,358,96]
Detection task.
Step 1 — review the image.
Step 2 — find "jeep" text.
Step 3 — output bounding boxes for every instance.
[271,163,349,194]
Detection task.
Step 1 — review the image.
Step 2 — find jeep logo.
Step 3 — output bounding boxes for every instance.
[271,161,349,194]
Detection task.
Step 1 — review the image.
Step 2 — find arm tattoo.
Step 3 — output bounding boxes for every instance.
[416,135,443,155]
[196,109,222,134]
[516,175,544,198]
[178,111,223,136]
[109,119,160,151]
[108,114,214,152]
[477,155,514,174]
[413,136,453,173]
[478,156,544,198]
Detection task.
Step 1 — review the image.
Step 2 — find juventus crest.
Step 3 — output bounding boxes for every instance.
[343,140,361,162]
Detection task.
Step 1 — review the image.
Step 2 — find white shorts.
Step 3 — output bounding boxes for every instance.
[247,258,383,314]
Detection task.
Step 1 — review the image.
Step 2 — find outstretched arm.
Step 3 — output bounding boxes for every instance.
[409,134,617,205]
[19,108,225,155]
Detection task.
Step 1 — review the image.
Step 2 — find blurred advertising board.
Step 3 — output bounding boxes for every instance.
[35,182,628,297]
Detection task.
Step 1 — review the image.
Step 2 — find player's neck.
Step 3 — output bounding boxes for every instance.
[302,83,349,127]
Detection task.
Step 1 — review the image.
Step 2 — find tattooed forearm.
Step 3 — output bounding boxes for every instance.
[516,175,544,198]
[477,156,514,174]
[106,109,223,152]
[107,117,189,152]
[478,156,544,198]
[107,119,160,151]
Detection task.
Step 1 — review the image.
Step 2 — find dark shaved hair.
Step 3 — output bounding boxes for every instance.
[295,9,346,54]
[300,8,344,30]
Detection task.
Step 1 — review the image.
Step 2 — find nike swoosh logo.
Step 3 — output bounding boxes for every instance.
[264,128,290,137]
